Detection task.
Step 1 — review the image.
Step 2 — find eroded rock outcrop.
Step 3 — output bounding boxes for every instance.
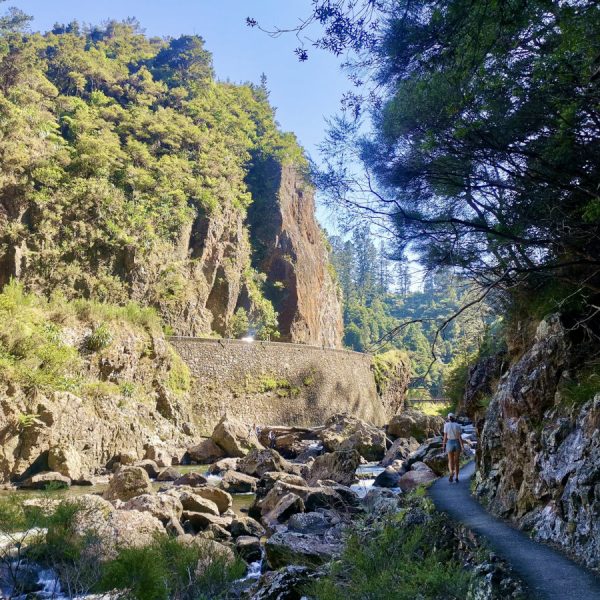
[387,409,444,442]
[246,159,343,348]
[475,315,600,570]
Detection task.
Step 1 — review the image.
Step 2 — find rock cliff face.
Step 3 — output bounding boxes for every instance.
[246,158,343,348]
[474,316,600,570]
[0,323,194,482]
[1,159,342,344]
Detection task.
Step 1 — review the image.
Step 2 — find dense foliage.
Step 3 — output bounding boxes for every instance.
[0,15,305,337]
[329,227,488,398]
[270,0,600,353]
[0,280,189,400]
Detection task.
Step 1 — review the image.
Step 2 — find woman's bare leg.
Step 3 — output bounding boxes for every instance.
[447,450,454,480]
[454,452,460,479]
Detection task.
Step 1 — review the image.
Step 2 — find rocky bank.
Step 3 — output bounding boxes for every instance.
[1,412,525,599]
[474,315,600,570]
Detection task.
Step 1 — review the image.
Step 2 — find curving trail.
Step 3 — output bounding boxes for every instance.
[429,461,600,600]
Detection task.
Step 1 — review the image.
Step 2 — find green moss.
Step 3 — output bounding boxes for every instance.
[166,347,191,395]
[245,373,300,397]
[372,349,409,396]
[83,380,120,399]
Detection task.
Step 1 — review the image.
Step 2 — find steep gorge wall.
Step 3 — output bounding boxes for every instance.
[0,26,343,347]
[474,316,600,570]
[246,158,343,348]
[170,337,388,435]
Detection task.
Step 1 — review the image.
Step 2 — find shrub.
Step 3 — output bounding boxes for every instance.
[119,381,136,398]
[312,509,470,600]
[559,365,600,407]
[98,535,245,600]
[228,307,250,338]
[0,281,81,392]
[166,347,191,395]
[86,323,113,351]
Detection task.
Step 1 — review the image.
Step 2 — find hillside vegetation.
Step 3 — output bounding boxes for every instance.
[0,18,308,338]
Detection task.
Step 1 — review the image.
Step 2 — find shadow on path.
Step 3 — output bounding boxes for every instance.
[429,461,600,600]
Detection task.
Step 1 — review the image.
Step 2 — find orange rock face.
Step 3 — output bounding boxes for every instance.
[247,159,343,348]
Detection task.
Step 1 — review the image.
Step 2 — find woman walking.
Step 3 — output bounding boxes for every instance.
[443,412,464,483]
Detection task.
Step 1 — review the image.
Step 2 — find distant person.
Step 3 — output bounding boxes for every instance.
[443,412,464,483]
[268,430,276,449]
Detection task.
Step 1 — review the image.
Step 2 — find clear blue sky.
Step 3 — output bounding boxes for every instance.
[14,0,348,167]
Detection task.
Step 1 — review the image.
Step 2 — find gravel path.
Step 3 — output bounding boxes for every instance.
[429,461,600,600]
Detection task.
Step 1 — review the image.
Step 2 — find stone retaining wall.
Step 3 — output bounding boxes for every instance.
[169,337,387,435]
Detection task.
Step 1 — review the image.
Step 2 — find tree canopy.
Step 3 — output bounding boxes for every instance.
[0,16,306,338]
[267,0,600,322]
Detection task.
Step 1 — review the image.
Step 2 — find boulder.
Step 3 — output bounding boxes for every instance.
[230,516,266,539]
[156,467,180,482]
[205,523,232,542]
[422,446,449,476]
[265,531,341,569]
[263,493,305,530]
[398,465,437,492]
[191,487,232,514]
[405,439,443,468]
[238,448,299,478]
[211,415,263,458]
[207,457,239,474]
[187,439,226,463]
[220,470,258,494]
[122,493,183,525]
[116,450,138,466]
[144,444,174,468]
[380,437,420,467]
[172,472,208,487]
[177,491,220,516]
[182,511,232,531]
[373,467,403,488]
[249,566,318,600]
[387,409,444,442]
[304,487,351,513]
[258,426,322,459]
[255,472,308,500]
[362,488,402,514]
[19,471,71,490]
[319,414,387,461]
[255,481,347,520]
[323,484,360,509]
[177,536,236,574]
[193,539,236,576]
[135,459,160,479]
[71,495,163,560]
[236,535,262,562]
[166,518,185,537]
[47,445,84,481]
[308,450,361,487]
[103,466,153,502]
[287,512,330,534]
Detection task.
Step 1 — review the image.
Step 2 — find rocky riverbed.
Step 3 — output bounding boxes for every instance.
[1,411,514,599]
